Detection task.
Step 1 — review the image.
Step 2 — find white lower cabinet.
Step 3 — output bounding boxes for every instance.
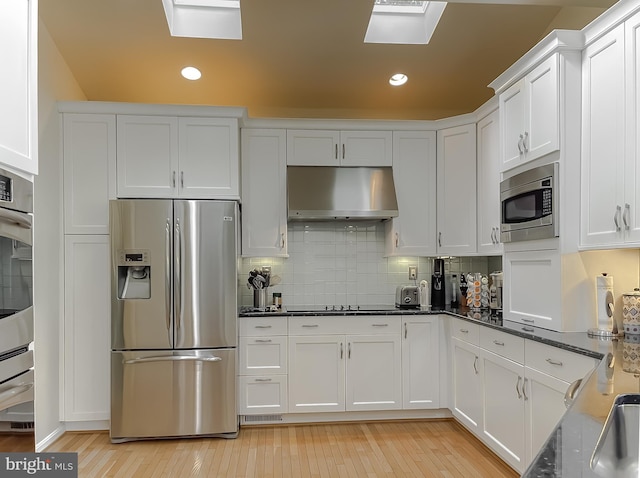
[450,318,598,474]
[63,235,111,422]
[402,316,440,409]
[238,317,288,415]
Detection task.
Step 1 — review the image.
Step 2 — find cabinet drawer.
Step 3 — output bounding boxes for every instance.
[451,318,479,344]
[238,375,288,415]
[480,327,524,364]
[288,315,401,335]
[239,336,287,375]
[525,340,597,383]
[239,317,287,336]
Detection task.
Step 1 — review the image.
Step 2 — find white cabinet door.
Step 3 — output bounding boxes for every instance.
[345,334,402,411]
[437,124,477,255]
[581,26,626,247]
[385,131,437,256]
[500,55,559,172]
[0,0,37,174]
[288,335,345,413]
[481,350,526,473]
[241,129,287,257]
[476,109,502,254]
[402,317,439,409]
[286,130,391,166]
[625,13,640,244]
[523,366,569,467]
[340,131,392,166]
[63,235,111,421]
[451,337,482,433]
[238,375,288,415]
[178,117,239,199]
[116,115,179,198]
[63,114,116,234]
[286,130,340,166]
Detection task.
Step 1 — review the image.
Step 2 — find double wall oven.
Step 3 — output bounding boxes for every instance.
[0,167,34,423]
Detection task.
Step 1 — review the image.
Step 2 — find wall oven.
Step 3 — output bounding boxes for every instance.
[0,167,34,418]
[500,162,558,243]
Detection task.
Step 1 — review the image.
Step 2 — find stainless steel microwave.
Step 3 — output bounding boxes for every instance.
[500,162,558,243]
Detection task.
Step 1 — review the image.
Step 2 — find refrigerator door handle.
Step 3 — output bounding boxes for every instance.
[175,218,182,332]
[123,355,223,365]
[165,219,172,336]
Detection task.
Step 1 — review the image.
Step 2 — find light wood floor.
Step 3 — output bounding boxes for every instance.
[47,420,518,478]
[0,432,34,452]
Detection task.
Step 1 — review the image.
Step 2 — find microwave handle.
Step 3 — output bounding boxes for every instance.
[0,208,32,229]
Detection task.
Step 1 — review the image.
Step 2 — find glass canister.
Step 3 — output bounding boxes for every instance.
[623,288,640,335]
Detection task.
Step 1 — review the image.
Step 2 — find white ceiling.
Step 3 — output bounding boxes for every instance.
[39,0,615,120]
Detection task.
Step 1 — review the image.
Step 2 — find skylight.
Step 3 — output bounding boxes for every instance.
[364,0,447,45]
[162,0,242,40]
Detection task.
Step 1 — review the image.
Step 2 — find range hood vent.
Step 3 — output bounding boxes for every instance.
[287,166,399,221]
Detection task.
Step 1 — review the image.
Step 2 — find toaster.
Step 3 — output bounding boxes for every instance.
[395,285,419,308]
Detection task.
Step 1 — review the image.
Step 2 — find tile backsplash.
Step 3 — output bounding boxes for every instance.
[240,222,502,308]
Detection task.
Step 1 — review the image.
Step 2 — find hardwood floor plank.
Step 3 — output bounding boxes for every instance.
[47,420,519,478]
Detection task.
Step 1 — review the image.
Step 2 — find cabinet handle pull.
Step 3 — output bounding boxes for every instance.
[522,378,529,401]
[372,324,388,327]
[395,232,399,248]
[342,143,345,160]
[280,233,285,249]
[172,171,176,188]
[302,324,319,328]
[614,205,622,231]
[523,131,529,152]
[348,342,351,359]
[491,227,496,244]
[564,378,582,409]
[180,171,184,188]
[522,327,535,333]
[404,323,407,339]
[254,339,272,343]
[517,135,524,154]
[473,356,478,374]
[460,329,469,333]
[255,378,272,382]
[624,203,631,230]
[522,319,535,324]
[340,342,343,359]
[516,376,522,399]
[438,232,442,247]
[254,325,272,329]
[493,340,505,346]
[546,358,563,367]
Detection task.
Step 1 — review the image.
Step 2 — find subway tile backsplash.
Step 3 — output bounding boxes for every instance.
[240,222,502,308]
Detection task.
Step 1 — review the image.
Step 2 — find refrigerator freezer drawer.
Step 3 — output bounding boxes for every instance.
[110,349,237,441]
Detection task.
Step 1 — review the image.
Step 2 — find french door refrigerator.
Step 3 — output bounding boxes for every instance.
[109,199,238,442]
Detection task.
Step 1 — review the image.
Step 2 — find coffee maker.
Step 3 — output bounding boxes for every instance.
[431,259,445,310]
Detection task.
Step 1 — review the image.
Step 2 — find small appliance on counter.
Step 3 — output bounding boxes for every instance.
[419,280,430,310]
[588,273,622,337]
[396,285,419,308]
[489,271,503,312]
[431,259,445,310]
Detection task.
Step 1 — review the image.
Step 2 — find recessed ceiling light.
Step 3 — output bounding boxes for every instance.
[181,66,202,80]
[389,73,408,86]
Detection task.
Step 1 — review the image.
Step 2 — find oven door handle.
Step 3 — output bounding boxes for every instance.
[0,208,32,229]
[0,383,33,406]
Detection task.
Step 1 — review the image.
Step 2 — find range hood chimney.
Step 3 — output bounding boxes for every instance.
[287,166,399,221]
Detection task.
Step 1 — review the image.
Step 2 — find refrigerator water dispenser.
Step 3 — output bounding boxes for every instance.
[117,250,151,299]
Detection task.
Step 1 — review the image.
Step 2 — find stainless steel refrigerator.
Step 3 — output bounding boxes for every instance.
[109,199,238,443]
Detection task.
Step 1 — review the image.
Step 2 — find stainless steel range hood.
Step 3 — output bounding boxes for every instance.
[287,166,399,221]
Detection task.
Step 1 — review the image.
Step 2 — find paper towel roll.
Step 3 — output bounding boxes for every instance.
[595,273,614,332]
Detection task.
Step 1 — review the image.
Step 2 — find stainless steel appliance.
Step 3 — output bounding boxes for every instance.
[110,200,238,443]
[500,162,559,243]
[0,167,34,429]
[431,259,445,310]
[395,285,419,308]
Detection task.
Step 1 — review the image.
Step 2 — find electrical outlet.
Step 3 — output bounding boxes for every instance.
[408,265,417,280]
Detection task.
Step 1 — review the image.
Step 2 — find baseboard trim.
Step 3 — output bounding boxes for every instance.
[36,424,66,452]
[64,420,109,432]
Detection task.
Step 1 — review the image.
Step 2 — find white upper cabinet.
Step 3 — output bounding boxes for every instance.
[63,114,116,234]
[287,130,392,166]
[117,115,239,199]
[0,0,38,175]
[500,55,559,172]
[437,123,477,255]
[476,109,502,255]
[385,131,437,256]
[241,129,288,257]
[625,12,640,244]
